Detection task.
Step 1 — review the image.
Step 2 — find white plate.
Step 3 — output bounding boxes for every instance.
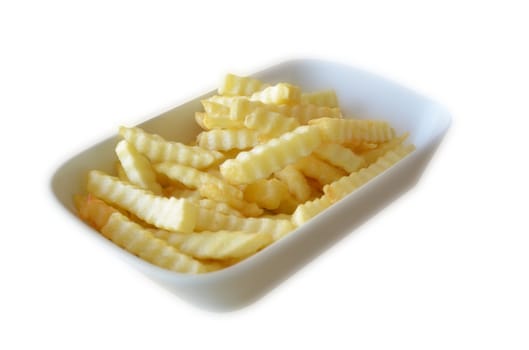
[51,59,451,311]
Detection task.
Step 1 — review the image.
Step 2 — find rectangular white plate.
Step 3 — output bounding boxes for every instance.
[51,59,451,311]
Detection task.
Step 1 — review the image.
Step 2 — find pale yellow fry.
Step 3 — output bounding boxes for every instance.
[218,73,268,96]
[220,125,322,185]
[291,195,333,227]
[295,155,347,186]
[205,95,238,107]
[313,143,365,173]
[274,165,312,203]
[194,112,207,130]
[301,90,339,107]
[197,129,260,151]
[153,230,272,260]
[244,108,300,138]
[195,208,295,241]
[344,140,378,153]
[243,178,289,210]
[115,140,162,195]
[207,94,332,120]
[75,194,119,230]
[154,162,261,216]
[198,183,263,217]
[119,126,223,169]
[199,101,237,129]
[324,144,415,202]
[276,104,342,124]
[101,212,207,273]
[201,100,230,116]
[229,98,341,125]
[229,97,263,123]
[250,83,301,105]
[361,133,409,165]
[188,198,243,217]
[154,162,243,200]
[309,118,395,143]
[202,113,245,129]
[87,170,197,232]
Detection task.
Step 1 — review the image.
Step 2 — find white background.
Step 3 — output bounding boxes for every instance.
[1,1,528,349]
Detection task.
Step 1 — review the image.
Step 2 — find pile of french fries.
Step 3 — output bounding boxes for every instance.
[75,73,415,274]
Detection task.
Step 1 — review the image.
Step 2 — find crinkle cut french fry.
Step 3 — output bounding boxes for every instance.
[218,73,267,96]
[153,162,261,216]
[344,140,378,153]
[153,229,272,260]
[115,140,162,195]
[87,170,197,232]
[201,100,230,116]
[205,95,238,107]
[229,97,341,125]
[189,198,243,217]
[199,183,263,217]
[301,90,339,107]
[276,104,342,124]
[274,165,312,202]
[309,117,395,143]
[75,194,118,230]
[243,178,289,210]
[291,195,333,227]
[250,83,301,105]
[194,112,207,130]
[195,207,295,241]
[119,126,223,169]
[202,113,245,130]
[361,133,409,166]
[153,162,243,200]
[324,144,415,202]
[220,125,322,185]
[101,212,208,273]
[244,108,299,138]
[313,143,365,173]
[197,129,260,151]
[229,97,263,123]
[295,155,346,186]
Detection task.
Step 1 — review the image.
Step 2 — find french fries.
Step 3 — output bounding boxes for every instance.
[75,72,415,274]
[250,83,301,105]
[152,229,273,260]
[102,212,209,273]
[87,171,197,232]
[244,108,300,139]
[218,73,268,96]
[301,89,339,107]
[219,125,322,185]
[115,140,162,195]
